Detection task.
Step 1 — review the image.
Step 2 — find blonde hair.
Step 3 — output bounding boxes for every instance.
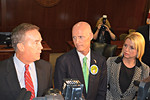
[96,17,111,28]
[119,32,145,61]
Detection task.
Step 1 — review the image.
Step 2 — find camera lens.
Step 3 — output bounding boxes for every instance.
[101,25,106,31]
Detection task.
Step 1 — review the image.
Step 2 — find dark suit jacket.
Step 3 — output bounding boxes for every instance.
[54,48,107,100]
[0,56,52,100]
[136,24,150,66]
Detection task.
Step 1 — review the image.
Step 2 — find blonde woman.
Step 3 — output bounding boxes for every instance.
[106,32,149,100]
[93,15,116,44]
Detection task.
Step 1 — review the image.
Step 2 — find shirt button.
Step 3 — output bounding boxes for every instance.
[120,95,123,98]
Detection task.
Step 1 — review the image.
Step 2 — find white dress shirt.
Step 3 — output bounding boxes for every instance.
[77,49,91,69]
[13,53,38,97]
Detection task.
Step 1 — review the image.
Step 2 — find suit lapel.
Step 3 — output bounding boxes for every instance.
[112,62,122,94]
[72,49,102,98]
[71,49,84,84]
[6,57,21,98]
[123,66,142,96]
[87,51,101,98]
[71,49,87,97]
[35,61,44,96]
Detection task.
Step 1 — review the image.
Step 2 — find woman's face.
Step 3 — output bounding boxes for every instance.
[122,38,137,60]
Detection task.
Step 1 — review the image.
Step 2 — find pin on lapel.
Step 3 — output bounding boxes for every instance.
[90,64,99,75]
[93,59,97,64]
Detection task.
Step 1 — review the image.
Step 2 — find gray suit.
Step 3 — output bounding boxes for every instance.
[0,56,52,100]
[106,57,149,100]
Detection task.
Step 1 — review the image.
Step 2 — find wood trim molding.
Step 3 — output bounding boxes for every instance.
[34,0,60,7]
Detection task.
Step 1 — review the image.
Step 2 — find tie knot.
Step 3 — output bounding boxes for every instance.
[25,64,29,70]
[83,57,87,63]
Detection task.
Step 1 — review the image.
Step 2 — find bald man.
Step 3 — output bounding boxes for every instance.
[54,21,107,100]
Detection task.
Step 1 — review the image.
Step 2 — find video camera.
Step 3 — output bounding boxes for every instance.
[33,79,84,100]
[101,15,107,31]
[62,79,84,100]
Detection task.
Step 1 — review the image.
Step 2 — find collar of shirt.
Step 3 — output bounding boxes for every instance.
[13,53,38,97]
[77,49,91,69]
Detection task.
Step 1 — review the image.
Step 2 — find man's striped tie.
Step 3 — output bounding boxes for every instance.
[24,64,35,100]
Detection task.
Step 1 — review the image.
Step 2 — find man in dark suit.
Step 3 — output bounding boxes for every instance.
[54,21,107,100]
[136,24,150,67]
[0,23,52,100]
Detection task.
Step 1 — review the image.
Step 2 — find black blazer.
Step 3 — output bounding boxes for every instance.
[136,24,150,66]
[0,56,52,100]
[54,48,107,100]
[136,24,149,47]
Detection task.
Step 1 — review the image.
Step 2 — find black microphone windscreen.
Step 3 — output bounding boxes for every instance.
[24,91,31,100]
[16,88,27,100]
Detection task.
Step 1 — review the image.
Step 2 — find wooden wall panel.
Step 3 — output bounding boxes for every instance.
[0,1,1,28]
[0,0,149,52]
[87,0,148,38]
[1,0,7,31]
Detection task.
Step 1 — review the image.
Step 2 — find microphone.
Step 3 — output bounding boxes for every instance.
[24,90,31,100]
[16,88,31,100]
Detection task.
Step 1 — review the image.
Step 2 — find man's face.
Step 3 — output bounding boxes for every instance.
[72,25,92,55]
[20,29,43,63]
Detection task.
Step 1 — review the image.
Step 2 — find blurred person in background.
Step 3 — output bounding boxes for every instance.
[93,15,116,44]
[136,24,150,67]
